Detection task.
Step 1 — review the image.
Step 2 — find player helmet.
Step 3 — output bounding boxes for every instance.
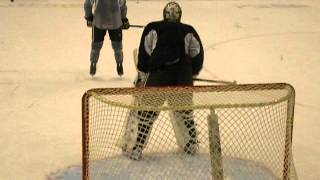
[163,1,182,22]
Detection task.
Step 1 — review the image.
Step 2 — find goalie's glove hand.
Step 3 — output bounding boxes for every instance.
[133,78,142,87]
[122,18,130,30]
[133,75,143,87]
[192,74,199,79]
[133,72,147,87]
[85,16,93,27]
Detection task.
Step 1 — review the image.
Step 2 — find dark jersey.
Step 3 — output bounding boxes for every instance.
[138,21,204,86]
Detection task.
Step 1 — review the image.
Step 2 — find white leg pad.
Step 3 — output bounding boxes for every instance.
[170,110,198,154]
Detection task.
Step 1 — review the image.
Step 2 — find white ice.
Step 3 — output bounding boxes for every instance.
[0,0,319,179]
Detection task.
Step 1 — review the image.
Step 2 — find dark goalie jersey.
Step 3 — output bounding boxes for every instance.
[137,21,204,86]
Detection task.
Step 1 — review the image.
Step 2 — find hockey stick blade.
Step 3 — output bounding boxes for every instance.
[193,78,237,85]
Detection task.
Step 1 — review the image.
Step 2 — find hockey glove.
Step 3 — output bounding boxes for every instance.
[85,16,93,27]
[133,71,148,87]
[122,18,130,30]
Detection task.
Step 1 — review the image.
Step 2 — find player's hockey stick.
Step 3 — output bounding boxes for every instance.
[130,24,144,28]
[193,78,237,85]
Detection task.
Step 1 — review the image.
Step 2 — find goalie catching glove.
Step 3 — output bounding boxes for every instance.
[133,71,148,87]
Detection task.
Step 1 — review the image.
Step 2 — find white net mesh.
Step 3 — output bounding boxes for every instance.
[82,84,297,180]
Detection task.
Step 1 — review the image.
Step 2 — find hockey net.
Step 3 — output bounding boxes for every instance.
[82,83,297,180]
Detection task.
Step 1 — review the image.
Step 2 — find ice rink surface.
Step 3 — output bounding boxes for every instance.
[0,0,319,179]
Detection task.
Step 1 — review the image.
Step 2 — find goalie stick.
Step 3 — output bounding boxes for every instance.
[134,48,236,86]
[133,48,139,71]
[133,48,149,87]
[193,78,237,85]
[116,48,148,159]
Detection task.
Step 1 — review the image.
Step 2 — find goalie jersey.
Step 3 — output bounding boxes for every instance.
[137,20,204,86]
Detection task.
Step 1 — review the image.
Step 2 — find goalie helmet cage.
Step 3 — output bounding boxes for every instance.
[82,83,297,180]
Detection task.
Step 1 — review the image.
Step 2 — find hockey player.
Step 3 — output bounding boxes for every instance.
[122,1,204,160]
[84,0,130,77]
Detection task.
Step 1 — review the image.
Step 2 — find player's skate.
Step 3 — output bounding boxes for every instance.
[116,62,123,76]
[90,62,97,77]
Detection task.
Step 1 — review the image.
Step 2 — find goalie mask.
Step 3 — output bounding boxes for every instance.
[163,1,182,22]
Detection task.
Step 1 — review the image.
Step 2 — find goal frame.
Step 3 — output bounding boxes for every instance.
[82,83,296,180]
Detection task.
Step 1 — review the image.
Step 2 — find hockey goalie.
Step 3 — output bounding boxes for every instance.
[120,1,204,160]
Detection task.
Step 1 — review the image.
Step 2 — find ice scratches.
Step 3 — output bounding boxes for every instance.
[236,4,309,9]
[204,31,320,51]
[47,155,278,180]
[296,102,320,111]
[0,4,81,8]
[47,165,82,180]
[0,70,19,73]
[0,0,82,8]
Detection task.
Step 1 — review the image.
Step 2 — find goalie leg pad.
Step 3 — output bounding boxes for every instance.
[122,110,159,160]
[170,110,198,155]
